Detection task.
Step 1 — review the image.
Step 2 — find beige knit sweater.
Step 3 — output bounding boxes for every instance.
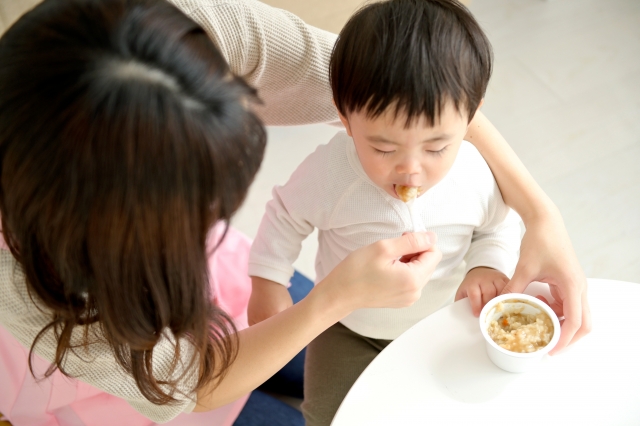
[0,0,340,422]
[172,0,340,126]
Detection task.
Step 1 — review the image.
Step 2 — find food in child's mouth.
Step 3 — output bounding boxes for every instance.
[396,185,419,202]
[487,301,554,353]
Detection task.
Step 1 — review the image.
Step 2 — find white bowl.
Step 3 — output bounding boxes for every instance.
[479,293,561,373]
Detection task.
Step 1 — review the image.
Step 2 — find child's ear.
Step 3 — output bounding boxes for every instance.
[334,100,353,137]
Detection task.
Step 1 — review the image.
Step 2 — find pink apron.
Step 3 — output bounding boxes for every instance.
[0,224,252,425]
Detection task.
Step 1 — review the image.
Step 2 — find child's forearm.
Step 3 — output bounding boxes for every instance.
[248,275,294,326]
[465,111,559,224]
[251,275,287,289]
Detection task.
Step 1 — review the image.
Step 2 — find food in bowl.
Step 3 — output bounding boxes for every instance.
[487,300,554,353]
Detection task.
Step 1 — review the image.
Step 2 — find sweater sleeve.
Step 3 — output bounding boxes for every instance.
[249,142,334,285]
[174,0,339,126]
[0,251,198,423]
[464,191,522,277]
[457,142,521,277]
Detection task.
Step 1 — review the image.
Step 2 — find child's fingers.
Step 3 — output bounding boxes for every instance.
[466,284,483,317]
[454,285,467,302]
[480,281,498,309]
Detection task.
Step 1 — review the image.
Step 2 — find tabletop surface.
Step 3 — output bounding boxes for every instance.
[331,279,640,426]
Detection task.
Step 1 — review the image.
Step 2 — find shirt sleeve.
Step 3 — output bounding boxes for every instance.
[174,0,340,126]
[464,196,522,277]
[248,142,334,284]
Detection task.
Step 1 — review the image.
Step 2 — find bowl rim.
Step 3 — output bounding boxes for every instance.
[479,293,561,358]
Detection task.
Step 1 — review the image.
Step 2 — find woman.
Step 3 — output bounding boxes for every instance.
[0,0,589,425]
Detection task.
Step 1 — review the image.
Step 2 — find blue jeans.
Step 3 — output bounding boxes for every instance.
[233,271,313,426]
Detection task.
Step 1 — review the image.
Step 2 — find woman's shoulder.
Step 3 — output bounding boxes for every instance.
[0,246,47,320]
[0,249,198,422]
[169,0,339,125]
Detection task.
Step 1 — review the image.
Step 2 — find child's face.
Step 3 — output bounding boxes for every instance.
[339,101,473,200]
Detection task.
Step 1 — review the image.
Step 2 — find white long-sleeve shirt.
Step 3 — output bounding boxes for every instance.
[249,132,521,339]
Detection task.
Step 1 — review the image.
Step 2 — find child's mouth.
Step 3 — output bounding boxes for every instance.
[393,184,421,202]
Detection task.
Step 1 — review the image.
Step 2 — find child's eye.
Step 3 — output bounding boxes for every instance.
[374,148,394,157]
[426,146,448,156]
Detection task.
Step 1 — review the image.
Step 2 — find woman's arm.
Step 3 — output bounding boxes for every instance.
[466,111,554,223]
[179,0,340,126]
[195,232,441,410]
[465,110,591,354]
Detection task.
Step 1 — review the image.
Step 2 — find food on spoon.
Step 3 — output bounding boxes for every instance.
[396,185,419,203]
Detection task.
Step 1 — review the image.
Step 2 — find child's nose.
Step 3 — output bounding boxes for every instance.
[396,157,422,175]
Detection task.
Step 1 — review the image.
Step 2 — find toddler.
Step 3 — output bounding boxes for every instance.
[248,0,520,424]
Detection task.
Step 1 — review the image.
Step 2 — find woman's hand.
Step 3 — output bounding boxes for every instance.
[466,110,591,355]
[319,231,442,315]
[500,215,591,355]
[196,231,441,411]
[455,267,509,316]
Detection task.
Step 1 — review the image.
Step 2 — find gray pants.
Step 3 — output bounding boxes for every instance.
[301,322,392,426]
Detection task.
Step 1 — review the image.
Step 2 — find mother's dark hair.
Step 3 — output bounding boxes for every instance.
[0,0,265,404]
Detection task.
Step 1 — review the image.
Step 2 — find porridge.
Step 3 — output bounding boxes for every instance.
[487,300,554,353]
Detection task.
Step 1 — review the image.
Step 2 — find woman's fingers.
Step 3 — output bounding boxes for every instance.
[326,232,441,312]
[500,262,532,295]
[385,231,437,260]
[502,261,591,355]
[571,290,593,344]
[378,232,441,306]
[549,283,591,355]
[405,238,441,266]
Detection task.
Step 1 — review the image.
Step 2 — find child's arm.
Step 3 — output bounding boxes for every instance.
[456,207,521,316]
[248,276,294,325]
[248,185,316,287]
[248,185,317,325]
[248,142,334,323]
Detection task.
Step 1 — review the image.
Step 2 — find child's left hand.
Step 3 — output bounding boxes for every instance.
[455,267,509,317]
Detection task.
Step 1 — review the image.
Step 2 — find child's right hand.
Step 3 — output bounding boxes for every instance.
[248,277,294,326]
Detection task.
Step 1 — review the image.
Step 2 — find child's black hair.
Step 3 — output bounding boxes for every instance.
[330,0,493,125]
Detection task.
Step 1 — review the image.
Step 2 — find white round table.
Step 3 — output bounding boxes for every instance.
[331,279,640,425]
